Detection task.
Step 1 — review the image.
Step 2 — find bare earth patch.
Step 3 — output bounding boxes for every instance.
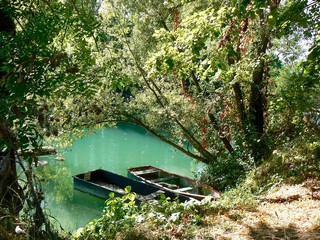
[192,182,320,240]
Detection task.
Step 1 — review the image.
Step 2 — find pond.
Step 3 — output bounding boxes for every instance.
[36,123,202,232]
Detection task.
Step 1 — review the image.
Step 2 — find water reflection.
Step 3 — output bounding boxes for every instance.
[37,123,200,231]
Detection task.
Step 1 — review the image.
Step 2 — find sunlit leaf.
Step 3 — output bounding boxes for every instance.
[109,192,115,198]
[124,185,132,193]
[127,193,135,201]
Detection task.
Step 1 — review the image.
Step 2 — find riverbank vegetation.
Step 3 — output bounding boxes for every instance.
[0,0,319,239]
[73,165,320,240]
[72,131,320,239]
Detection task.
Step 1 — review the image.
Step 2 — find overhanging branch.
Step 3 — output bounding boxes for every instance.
[120,112,212,164]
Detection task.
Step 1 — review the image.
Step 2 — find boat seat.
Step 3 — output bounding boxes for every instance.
[151,176,177,183]
[158,182,179,189]
[177,187,193,192]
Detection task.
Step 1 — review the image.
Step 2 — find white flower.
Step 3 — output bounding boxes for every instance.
[72,228,84,238]
[15,226,24,234]
[169,212,180,222]
[135,215,144,223]
[183,198,198,209]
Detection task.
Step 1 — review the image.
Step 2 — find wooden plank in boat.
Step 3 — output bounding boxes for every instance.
[151,176,177,183]
[177,187,193,192]
[133,168,159,176]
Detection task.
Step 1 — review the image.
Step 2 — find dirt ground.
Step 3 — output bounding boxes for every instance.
[192,181,320,240]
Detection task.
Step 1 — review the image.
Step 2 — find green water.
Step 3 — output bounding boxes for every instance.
[37,123,201,231]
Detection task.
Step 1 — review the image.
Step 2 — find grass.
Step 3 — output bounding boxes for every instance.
[116,182,320,240]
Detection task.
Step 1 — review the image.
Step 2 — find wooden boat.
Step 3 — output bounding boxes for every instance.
[73,169,168,202]
[127,166,220,201]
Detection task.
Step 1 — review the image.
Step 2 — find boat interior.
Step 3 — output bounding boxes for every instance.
[132,167,200,194]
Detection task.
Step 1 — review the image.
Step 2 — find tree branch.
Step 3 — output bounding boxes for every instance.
[207,113,234,154]
[118,113,212,163]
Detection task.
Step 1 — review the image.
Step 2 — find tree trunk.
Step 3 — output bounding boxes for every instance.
[248,11,270,162]
[0,5,23,216]
[0,150,24,215]
[233,82,248,132]
[249,59,266,135]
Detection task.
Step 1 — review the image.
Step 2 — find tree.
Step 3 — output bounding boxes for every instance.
[0,0,99,236]
[47,0,319,188]
[0,3,22,217]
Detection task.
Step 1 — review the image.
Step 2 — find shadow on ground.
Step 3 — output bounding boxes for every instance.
[248,221,320,240]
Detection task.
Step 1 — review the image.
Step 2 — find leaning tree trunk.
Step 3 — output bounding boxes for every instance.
[0,6,24,216]
[0,149,24,215]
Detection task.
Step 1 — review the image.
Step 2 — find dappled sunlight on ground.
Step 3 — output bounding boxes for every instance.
[192,182,320,240]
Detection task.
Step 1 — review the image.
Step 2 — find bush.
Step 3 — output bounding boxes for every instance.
[202,153,247,191]
[73,186,139,239]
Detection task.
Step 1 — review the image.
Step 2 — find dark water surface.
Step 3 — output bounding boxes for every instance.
[37,124,201,231]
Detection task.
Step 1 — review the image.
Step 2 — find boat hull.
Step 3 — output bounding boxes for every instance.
[73,169,167,201]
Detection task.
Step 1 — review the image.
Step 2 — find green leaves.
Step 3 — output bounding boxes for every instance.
[124,185,132,193]
[165,58,175,71]
[76,187,139,239]
[0,0,105,164]
[26,0,319,181]
[109,192,115,198]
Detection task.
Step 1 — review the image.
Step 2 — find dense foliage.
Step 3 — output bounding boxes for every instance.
[73,187,211,239]
[0,0,319,238]
[49,0,319,188]
[0,0,99,237]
